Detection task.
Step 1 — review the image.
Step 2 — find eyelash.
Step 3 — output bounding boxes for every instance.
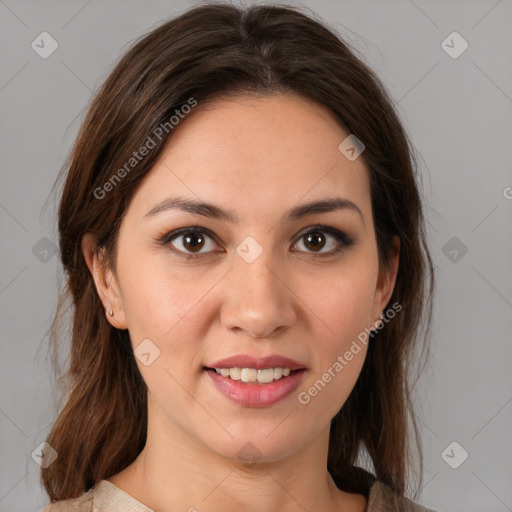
[157,225,354,261]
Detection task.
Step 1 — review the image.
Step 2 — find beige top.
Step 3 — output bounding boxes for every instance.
[42,479,438,511]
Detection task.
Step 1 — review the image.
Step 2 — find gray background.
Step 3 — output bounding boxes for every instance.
[1,0,511,511]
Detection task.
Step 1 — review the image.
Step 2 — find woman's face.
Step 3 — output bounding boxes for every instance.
[87,93,398,463]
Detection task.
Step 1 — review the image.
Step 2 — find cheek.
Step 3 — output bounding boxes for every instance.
[295,263,375,414]
[305,263,378,346]
[117,247,219,340]
[299,306,370,421]
[299,346,367,422]
[116,251,224,400]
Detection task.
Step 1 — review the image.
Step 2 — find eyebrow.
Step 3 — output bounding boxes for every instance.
[144,195,364,224]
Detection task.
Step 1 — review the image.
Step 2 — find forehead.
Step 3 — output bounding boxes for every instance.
[128,93,372,223]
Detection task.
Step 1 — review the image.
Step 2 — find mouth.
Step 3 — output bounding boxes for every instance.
[203,366,307,407]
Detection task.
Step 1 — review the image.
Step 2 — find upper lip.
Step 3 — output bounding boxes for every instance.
[207,354,306,370]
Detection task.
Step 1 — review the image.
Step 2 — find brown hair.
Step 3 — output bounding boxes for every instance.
[42,2,434,503]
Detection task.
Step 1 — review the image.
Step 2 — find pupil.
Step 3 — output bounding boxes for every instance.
[184,233,204,252]
[305,232,325,252]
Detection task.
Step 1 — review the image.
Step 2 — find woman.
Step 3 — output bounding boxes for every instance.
[41,3,436,511]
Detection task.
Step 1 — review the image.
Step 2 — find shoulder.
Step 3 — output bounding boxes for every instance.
[367,480,439,512]
[40,488,94,512]
[40,480,154,512]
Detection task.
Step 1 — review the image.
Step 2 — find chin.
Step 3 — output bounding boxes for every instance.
[197,422,310,465]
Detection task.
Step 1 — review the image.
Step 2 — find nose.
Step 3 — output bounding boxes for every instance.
[220,249,297,339]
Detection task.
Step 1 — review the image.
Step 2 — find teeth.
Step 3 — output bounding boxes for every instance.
[241,368,258,382]
[213,367,296,383]
[257,368,274,383]
[229,367,241,380]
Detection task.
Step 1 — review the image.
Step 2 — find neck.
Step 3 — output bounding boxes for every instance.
[108,397,366,512]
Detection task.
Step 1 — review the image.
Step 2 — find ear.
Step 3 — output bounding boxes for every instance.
[82,232,128,329]
[371,235,400,329]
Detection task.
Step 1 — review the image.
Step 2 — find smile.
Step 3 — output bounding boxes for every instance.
[204,367,306,407]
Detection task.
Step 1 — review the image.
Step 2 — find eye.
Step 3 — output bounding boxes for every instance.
[163,227,220,260]
[292,226,353,257]
[158,225,353,261]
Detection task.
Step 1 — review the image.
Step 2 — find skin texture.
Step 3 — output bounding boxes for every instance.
[83,93,399,512]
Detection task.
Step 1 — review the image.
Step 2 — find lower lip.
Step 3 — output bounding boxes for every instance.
[205,369,306,407]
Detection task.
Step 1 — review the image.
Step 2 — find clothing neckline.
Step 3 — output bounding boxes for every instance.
[95,478,382,511]
[95,479,153,511]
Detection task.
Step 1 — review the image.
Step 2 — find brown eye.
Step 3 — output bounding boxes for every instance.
[160,225,353,261]
[293,226,353,256]
[304,232,327,252]
[166,228,218,259]
[181,232,206,252]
